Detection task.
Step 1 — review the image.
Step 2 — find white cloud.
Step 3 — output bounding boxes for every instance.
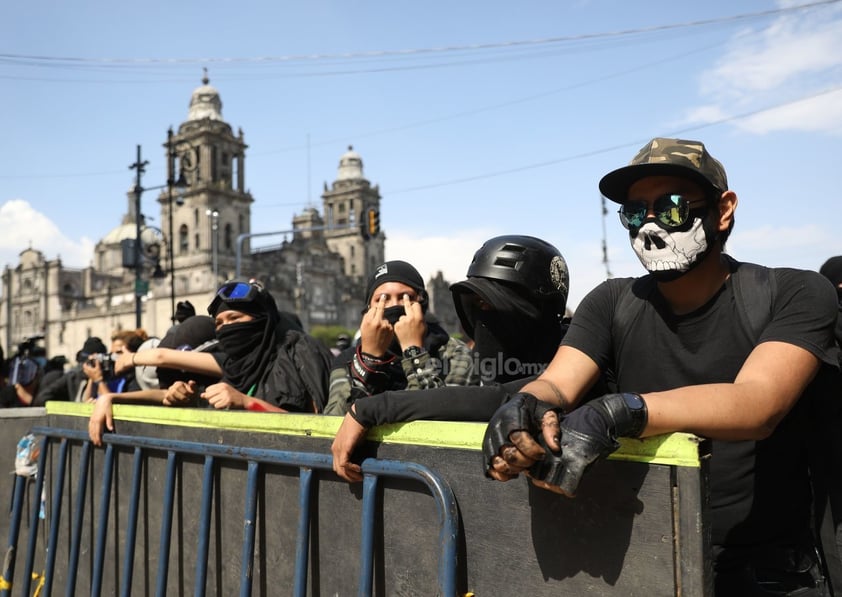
[384,227,499,285]
[685,2,842,134]
[727,223,836,271]
[0,199,95,270]
[734,89,842,134]
[732,223,833,252]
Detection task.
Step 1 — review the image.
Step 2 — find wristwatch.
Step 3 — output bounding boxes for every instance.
[402,345,424,360]
[621,392,646,411]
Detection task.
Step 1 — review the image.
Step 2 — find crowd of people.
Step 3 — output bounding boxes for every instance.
[2,136,840,596]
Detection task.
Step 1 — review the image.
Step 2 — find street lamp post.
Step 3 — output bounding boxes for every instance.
[129,145,149,329]
[166,128,177,322]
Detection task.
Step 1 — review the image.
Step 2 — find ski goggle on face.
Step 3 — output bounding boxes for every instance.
[618,193,710,231]
[208,280,264,314]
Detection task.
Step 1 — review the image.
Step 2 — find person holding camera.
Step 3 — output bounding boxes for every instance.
[80,328,147,402]
[33,337,106,404]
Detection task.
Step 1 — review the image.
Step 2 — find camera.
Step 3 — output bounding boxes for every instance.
[86,353,115,380]
[7,335,46,386]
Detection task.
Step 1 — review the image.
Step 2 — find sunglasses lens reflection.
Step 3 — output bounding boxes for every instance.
[655,194,688,227]
[619,194,693,230]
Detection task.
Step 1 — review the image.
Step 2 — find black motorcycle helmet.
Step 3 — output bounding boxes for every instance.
[450,235,569,338]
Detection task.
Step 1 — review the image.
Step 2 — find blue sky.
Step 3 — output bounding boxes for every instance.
[2,1,840,311]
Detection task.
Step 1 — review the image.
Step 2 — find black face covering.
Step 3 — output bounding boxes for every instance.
[382,305,405,326]
[472,318,507,366]
[456,280,563,384]
[216,317,267,359]
[216,308,286,394]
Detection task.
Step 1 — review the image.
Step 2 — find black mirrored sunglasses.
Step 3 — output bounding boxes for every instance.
[618,193,708,230]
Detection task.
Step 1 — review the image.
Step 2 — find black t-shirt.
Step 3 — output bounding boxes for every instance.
[562,265,840,549]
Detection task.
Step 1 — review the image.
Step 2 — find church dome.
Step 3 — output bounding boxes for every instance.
[336,145,364,181]
[187,72,223,122]
[100,222,163,247]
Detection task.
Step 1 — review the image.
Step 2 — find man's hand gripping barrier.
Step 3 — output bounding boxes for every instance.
[482,393,557,478]
[528,392,648,496]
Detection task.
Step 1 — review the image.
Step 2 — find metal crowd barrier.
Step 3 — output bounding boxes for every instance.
[2,427,460,597]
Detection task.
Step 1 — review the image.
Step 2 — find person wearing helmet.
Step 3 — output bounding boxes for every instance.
[331,237,598,482]
[324,260,478,416]
[451,235,569,384]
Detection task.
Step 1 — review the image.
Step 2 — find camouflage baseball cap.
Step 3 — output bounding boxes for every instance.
[599,137,728,203]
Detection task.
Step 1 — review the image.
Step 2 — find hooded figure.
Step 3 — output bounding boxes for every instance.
[450,235,570,384]
[207,279,331,412]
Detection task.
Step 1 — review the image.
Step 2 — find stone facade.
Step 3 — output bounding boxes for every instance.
[0,77,460,362]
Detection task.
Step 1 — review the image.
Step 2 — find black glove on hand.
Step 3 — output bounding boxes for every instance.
[542,392,648,496]
[482,393,557,477]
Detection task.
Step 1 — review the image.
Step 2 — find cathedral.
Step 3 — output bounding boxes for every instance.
[0,76,457,360]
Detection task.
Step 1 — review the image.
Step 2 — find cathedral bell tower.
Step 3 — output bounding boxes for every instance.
[322,146,385,282]
[158,72,253,296]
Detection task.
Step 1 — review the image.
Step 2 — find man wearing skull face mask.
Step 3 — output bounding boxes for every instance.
[324,260,476,416]
[202,278,332,413]
[482,138,840,596]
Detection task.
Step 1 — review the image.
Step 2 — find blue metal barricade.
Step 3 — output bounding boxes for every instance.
[2,426,460,597]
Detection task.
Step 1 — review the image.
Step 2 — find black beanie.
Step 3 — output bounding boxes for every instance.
[81,337,107,356]
[365,260,426,305]
[76,336,107,363]
[172,300,196,323]
[820,256,842,287]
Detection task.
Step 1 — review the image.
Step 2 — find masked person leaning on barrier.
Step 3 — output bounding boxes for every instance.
[324,260,477,416]
[331,236,599,481]
[482,138,841,597]
[202,278,332,413]
[87,316,226,446]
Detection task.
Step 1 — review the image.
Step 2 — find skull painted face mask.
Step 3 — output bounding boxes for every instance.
[629,208,718,281]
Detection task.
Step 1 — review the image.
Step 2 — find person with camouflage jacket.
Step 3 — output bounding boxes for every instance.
[324,260,477,416]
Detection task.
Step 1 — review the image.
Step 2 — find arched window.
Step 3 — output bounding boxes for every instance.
[179,224,189,254]
[224,223,233,251]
